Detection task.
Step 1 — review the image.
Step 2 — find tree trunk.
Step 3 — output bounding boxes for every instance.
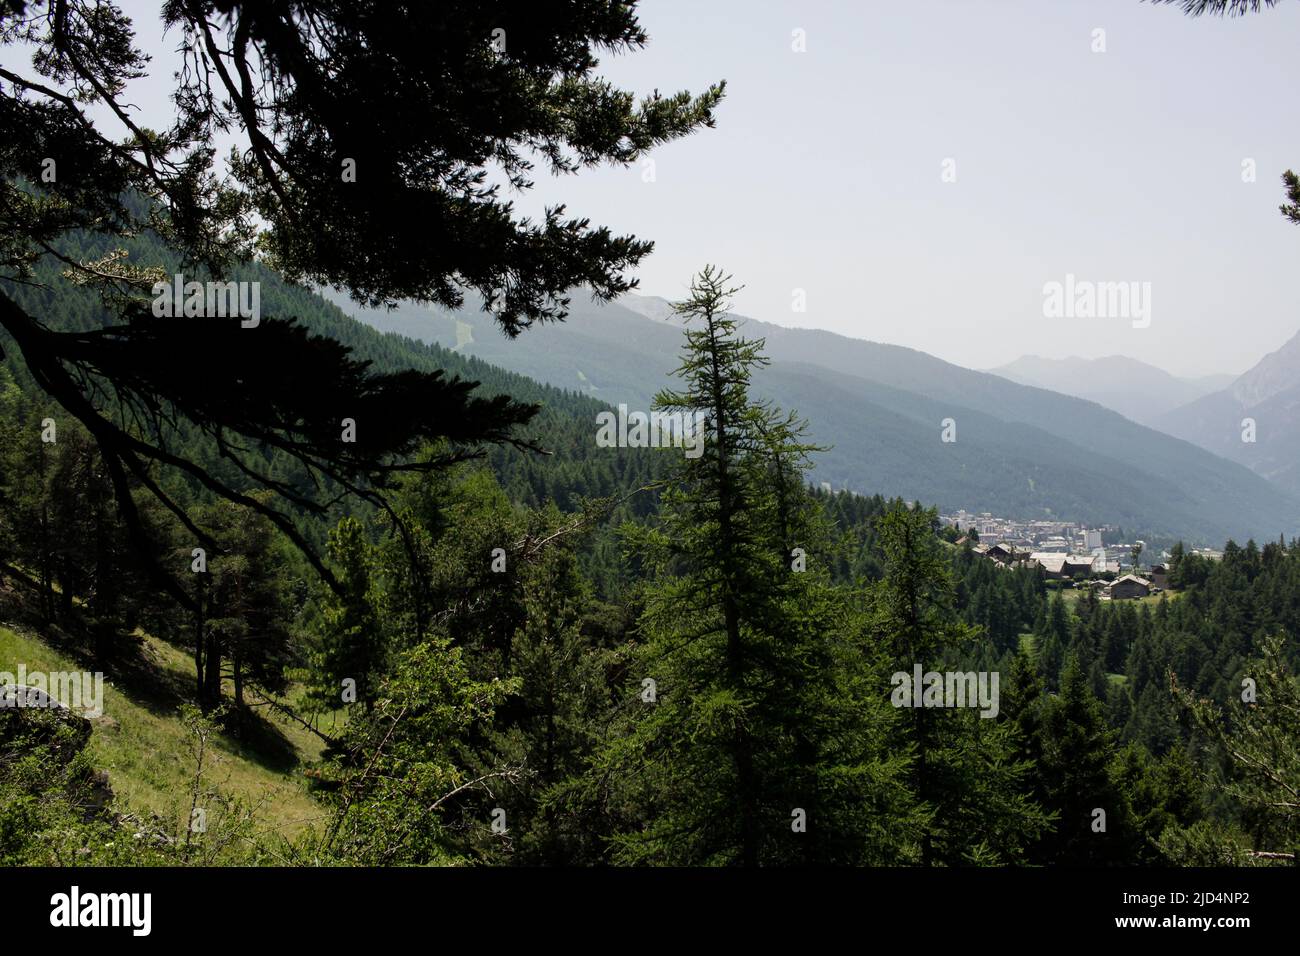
[193,580,206,706]
[203,630,222,712]
[38,494,54,624]
[57,556,74,621]
[232,648,244,711]
[92,499,116,667]
[706,310,758,868]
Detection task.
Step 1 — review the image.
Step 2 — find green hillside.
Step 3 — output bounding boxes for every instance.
[0,622,326,840]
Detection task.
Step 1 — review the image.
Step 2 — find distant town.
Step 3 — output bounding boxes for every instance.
[938,509,1225,601]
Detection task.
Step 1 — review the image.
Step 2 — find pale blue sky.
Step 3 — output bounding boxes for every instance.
[110,0,1300,377]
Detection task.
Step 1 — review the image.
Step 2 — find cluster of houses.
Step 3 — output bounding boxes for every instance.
[942,511,1104,553]
[965,540,1168,600]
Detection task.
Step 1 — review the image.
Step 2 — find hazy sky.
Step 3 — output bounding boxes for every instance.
[111,0,1300,378]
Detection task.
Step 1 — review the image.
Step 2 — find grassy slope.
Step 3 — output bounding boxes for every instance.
[0,623,331,838]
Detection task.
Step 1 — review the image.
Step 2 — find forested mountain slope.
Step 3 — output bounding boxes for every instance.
[1,229,670,543]
[324,289,1300,544]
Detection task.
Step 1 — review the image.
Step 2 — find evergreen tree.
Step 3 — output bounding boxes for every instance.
[1035,591,1071,688]
[488,521,615,865]
[583,267,915,866]
[307,517,388,714]
[871,501,1049,864]
[1172,633,1300,864]
[1029,654,1137,864]
[197,496,298,716]
[0,0,724,606]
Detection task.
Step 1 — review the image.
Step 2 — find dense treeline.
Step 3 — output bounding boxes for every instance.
[3,264,1297,866]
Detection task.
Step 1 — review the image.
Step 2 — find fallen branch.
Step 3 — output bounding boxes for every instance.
[247,684,340,749]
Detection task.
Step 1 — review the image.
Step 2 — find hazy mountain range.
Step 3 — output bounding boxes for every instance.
[1155,330,1300,498]
[986,355,1235,428]
[322,288,1300,544]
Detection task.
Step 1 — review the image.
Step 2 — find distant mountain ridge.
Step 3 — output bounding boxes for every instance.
[987,354,1233,427]
[322,288,1300,544]
[1229,330,1300,407]
[1157,330,1300,497]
